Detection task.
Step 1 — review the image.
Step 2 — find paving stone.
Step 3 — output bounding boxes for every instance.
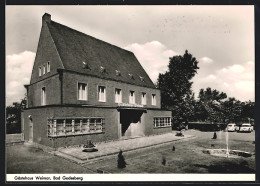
[57,131,195,163]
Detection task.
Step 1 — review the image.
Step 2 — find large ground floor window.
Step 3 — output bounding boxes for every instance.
[47,117,105,137]
[153,117,172,128]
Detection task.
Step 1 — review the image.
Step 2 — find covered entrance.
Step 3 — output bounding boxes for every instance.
[118,108,146,139]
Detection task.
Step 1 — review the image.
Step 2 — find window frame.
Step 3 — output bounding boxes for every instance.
[78,82,88,101]
[47,61,50,73]
[47,117,105,137]
[98,86,106,102]
[152,94,156,106]
[39,66,42,77]
[129,90,135,104]
[41,87,46,106]
[141,92,147,105]
[153,117,172,128]
[115,88,122,103]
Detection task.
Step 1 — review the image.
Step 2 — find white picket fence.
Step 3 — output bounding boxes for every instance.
[6,133,24,143]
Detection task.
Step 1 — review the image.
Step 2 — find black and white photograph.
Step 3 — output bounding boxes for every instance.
[5,4,255,182]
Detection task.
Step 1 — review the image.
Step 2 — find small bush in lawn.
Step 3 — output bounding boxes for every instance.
[212,132,217,139]
[117,150,126,169]
[162,157,166,166]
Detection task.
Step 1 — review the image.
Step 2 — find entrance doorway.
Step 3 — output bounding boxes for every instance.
[119,110,145,139]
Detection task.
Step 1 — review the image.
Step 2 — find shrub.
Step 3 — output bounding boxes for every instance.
[117,150,126,169]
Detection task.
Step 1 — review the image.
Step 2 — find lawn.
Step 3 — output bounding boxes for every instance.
[6,130,255,174]
[6,144,95,173]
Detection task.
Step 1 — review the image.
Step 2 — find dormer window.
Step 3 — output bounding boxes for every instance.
[43,65,46,75]
[129,74,134,80]
[39,66,42,76]
[115,70,121,76]
[47,61,50,73]
[140,76,145,82]
[100,66,106,73]
[82,61,90,69]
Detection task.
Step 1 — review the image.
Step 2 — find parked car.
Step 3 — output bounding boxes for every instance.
[239,123,253,133]
[227,123,238,132]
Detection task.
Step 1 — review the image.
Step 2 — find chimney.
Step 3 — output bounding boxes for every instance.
[42,13,51,23]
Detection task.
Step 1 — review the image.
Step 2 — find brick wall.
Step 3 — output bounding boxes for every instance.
[62,71,161,109]
[22,106,119,148]
[27,74,61,107]
[143,110,172,136]
[27,70,162,109]
[22,106,171,148]
[30,21,64,84]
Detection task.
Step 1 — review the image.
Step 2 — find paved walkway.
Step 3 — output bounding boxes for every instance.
[54,131,195,164]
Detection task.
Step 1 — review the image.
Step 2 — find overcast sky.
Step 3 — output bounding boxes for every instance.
[6,5,254,106]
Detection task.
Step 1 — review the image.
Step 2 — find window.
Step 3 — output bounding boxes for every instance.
[78,83,87,100]
[39,66,42,76]
[47,61,50,73]
[153,117,172,128]
[98,86,106,102]
[115,88,122,103]
[47,117,105,137]
[74,119,81,134]
[152,94,156,105]
[55,119,65,136]
[41,87,46,105]
[141,92,146,105]
[129,91,135,104]
[43,65,46,75]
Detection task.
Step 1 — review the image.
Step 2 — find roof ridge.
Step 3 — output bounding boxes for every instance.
[49,20,134,55]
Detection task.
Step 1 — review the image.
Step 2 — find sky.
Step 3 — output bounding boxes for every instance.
[6,5,254,106]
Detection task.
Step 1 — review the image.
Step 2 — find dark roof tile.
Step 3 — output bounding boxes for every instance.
[46,20,156,88]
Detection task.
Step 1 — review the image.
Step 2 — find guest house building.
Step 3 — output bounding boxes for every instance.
[22,13,172,150]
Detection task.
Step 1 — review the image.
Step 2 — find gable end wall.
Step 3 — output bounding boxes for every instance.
[30,21,64,84]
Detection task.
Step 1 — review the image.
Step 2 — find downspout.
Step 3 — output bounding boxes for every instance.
[24,85,29,108]
[57,69,63,105]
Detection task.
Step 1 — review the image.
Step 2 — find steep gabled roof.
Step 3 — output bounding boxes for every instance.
[45,16,156,89]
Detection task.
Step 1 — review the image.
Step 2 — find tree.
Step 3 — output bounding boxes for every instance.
[197,87,227,123]
[221,97,242,124]
[240,101,255,123]
[6,96,27,134]
[6,102,22,134]
[157,50,199,128]
[6,102,22,124]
